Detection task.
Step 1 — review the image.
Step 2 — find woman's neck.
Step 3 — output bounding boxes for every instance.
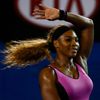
[54,55,74,69]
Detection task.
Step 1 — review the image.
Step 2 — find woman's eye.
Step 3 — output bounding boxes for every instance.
[65,37,79,42]
[66,38,71,42]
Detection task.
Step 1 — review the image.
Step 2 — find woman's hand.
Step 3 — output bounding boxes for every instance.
[32,4,59,20]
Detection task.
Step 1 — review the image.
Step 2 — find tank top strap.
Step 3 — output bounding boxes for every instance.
[75,63,87,75]
[48,64,60,82]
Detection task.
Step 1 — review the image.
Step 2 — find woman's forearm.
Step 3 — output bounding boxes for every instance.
[65,12,94,28]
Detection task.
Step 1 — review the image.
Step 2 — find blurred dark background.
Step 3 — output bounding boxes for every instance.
[0,0,100,100]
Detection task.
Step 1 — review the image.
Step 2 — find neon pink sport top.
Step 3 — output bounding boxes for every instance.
[50,63,93,100]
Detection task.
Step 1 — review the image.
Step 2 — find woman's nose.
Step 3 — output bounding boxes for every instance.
[72,39,79,46]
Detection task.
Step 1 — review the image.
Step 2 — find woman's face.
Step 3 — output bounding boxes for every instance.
[54,29,79,58]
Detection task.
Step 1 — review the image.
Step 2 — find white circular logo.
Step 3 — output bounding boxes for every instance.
[14,0,99,28]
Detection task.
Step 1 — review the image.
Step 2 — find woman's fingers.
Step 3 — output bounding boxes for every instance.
[32,4,46,16]
[33,8,45,16]
[35,16,46,19]
[32,8,46,19]
[32,4,59,20]
[34,9,45,14]
[33,12,45,17]
[38,3,49,10]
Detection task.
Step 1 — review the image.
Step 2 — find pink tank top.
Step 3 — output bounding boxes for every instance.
[50,63,93,100]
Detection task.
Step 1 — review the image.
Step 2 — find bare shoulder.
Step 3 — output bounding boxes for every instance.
[39,67,61,100]
[39,67,57,84]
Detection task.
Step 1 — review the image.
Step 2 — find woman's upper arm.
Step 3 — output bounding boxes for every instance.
[39,67,60,100]
[77,23,94,59]
[75,21,94,73]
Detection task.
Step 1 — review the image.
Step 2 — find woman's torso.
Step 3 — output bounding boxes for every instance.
[49,63,93,100]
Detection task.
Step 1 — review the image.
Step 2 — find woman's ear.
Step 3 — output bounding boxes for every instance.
[53,40,59,48]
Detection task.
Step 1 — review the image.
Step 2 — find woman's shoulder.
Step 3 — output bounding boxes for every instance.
[39,66,57,82]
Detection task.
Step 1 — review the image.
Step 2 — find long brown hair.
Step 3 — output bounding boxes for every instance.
[3,39,50,67]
